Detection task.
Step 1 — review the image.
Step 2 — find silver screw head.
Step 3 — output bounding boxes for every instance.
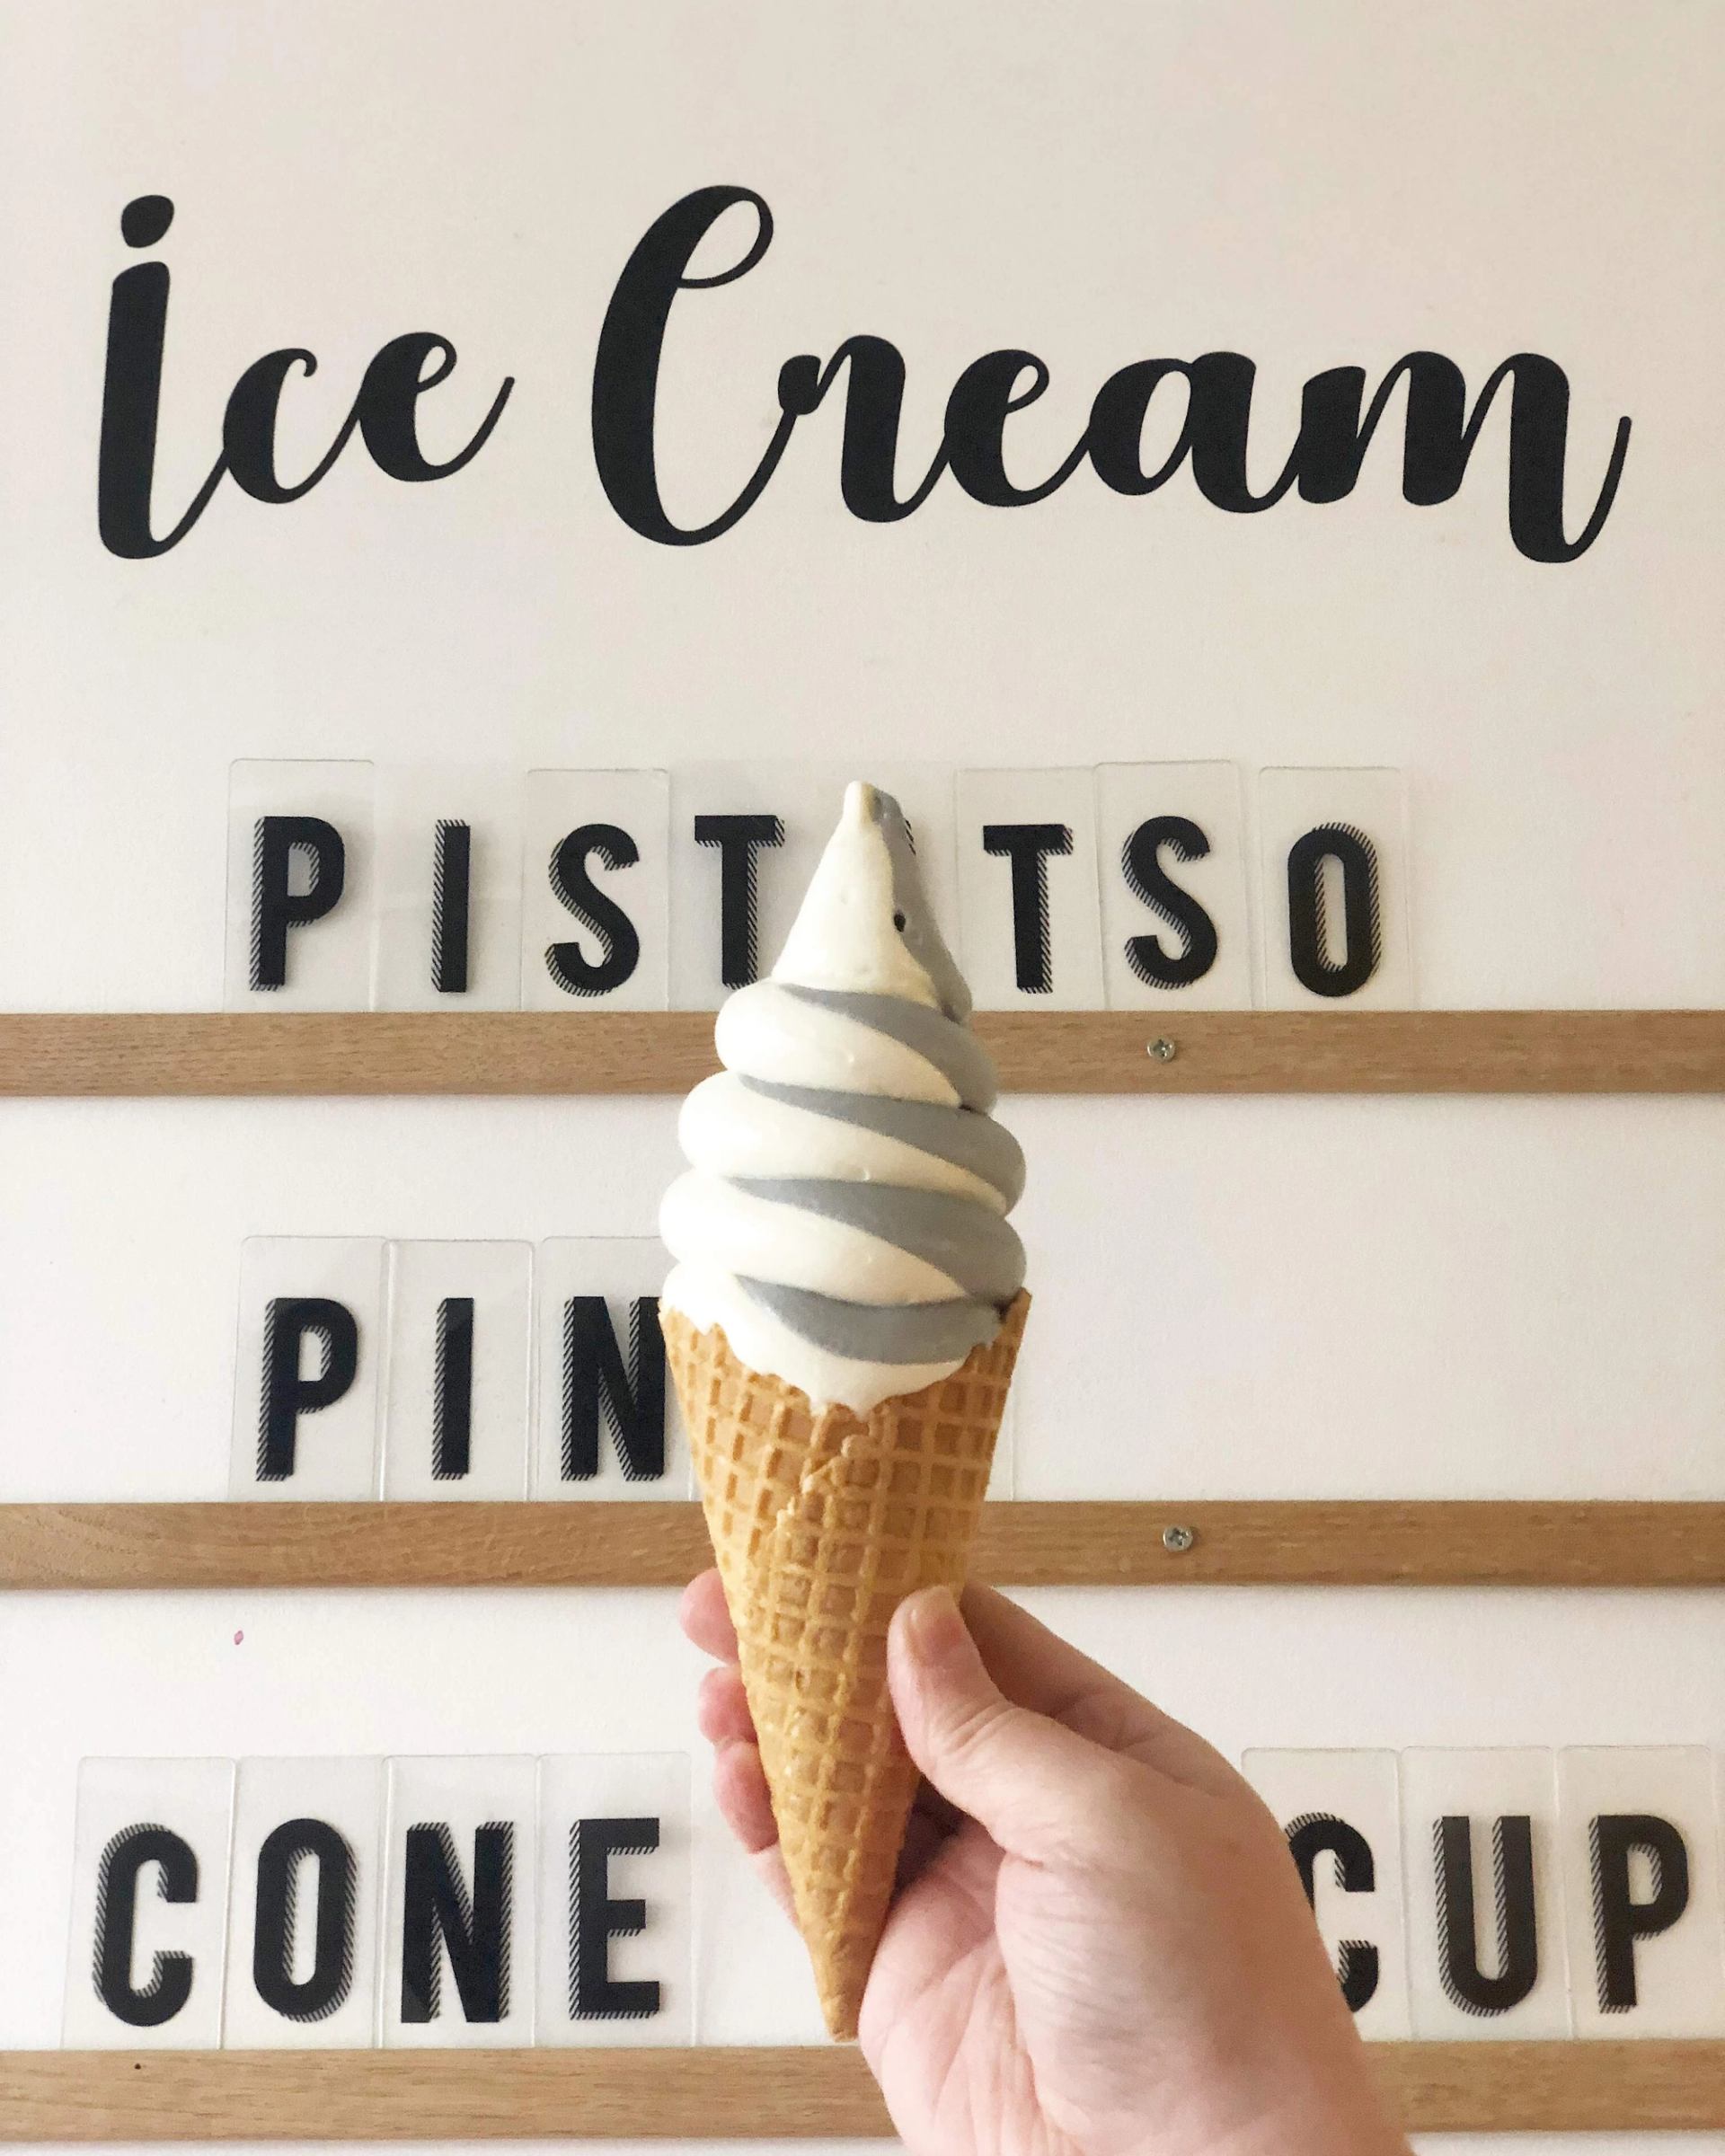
[1148,1037,1178,1063]
[1162,1523,1196,1553]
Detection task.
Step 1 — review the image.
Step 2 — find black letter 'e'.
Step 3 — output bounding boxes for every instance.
[252,1817,356,2022]
[1286,823,1379,998]
[1286,1814,1379,2012]
[570,1816,660,2019]
[1590,1814,1690,2011]
[94,1825,198,2027]
[546,825,641,997]
[1121,817,1218,989]
[352,333,513,483]
[251,816,346,990]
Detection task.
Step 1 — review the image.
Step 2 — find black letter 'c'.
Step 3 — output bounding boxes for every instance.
[94,1825,198,2027]
[1286,1814,1380,2013]
[592,188,798,544]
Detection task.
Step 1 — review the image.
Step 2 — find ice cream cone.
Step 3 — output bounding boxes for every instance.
[664,1288,1030,2039]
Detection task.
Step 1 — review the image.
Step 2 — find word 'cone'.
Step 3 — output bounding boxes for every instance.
[663,1290,1030,2039]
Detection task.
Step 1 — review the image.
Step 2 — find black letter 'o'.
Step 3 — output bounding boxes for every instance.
[1287,823,1380,998]
[252,1817,357,2022]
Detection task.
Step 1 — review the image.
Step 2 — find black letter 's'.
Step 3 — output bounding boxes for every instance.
[546,825,641,997]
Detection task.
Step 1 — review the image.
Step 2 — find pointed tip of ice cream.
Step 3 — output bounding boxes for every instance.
[769,779,972,1021]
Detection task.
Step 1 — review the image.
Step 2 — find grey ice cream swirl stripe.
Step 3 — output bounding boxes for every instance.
[730,987,1026,1371]
[779,985,1000,1109]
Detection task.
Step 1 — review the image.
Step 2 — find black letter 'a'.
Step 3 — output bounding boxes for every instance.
[259,1297,359,1480]
[1590,1814,1690,2011]
[1434,1816,1540,2015]
[694,814,783,988]
[252,1817,356,2022]
[570,1817,660,2019]
[1287,823,1379,998]
[252,816,346,989]
[983,824,1072,994]
[94,1824,198,2027]
[562,1297,665,1482]
[1121,817,1218,989]
[401,1822,513,2024]
[1286,1814,1380,2012]
[547,824,641,997]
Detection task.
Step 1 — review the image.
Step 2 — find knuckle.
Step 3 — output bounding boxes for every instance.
[935,1688,1017,1766]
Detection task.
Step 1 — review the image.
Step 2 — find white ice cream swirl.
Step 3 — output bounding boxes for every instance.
[659,782,1025,1412]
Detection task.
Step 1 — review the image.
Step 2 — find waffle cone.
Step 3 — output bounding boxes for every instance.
[662,1289,1030,2039]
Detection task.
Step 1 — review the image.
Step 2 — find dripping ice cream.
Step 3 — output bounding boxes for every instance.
[659,782,1026,1412]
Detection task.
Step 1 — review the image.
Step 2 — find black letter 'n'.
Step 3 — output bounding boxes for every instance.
[562,1296,666,1482]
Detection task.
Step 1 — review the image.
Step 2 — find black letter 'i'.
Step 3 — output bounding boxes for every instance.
[99,197,226,559]
[432,821,472,994]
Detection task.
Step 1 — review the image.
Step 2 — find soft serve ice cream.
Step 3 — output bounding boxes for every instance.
[659,782,1025,1412]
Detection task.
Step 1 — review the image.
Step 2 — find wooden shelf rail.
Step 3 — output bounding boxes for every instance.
[4,1500,1721,1592]
[3,1009,1723,1097]
[4,2042,1724,2139]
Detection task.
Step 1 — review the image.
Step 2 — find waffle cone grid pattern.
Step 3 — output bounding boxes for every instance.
[662,1290,1030,2038]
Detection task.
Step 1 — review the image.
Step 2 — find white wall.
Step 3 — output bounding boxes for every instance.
[1,1,1721,2148]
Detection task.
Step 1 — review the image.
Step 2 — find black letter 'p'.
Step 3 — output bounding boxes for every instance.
[1590,1814,1690,2012]
[258,1296,359,1481]
[251,815,346,990]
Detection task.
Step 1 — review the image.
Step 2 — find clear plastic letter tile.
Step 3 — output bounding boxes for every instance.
[1241,1750,1410,2037]
[383,1241,533,1500]
[229,1239,385,1499]
[1094,763,1253,1009]
[536,1754,693,2046]
[225,761,376,1011]
[381,1756,538,2047]
[63,1758,235,2048]
[1399,1748,1570,2038]
[533,1240,687,1500]
[1256,768,1412,1009]
[1559,1746,1725,2037]
[223,1757,385,2047]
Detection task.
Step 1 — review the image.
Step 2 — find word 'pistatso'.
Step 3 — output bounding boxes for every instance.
[226,760,1411,1012]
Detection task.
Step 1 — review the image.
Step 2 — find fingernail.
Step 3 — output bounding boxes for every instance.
[898,1585,968,1671]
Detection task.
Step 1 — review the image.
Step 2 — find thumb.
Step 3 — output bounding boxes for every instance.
[889,1585,1128,1863]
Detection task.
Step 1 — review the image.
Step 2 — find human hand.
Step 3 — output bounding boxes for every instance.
[682,1570,1411,2156]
